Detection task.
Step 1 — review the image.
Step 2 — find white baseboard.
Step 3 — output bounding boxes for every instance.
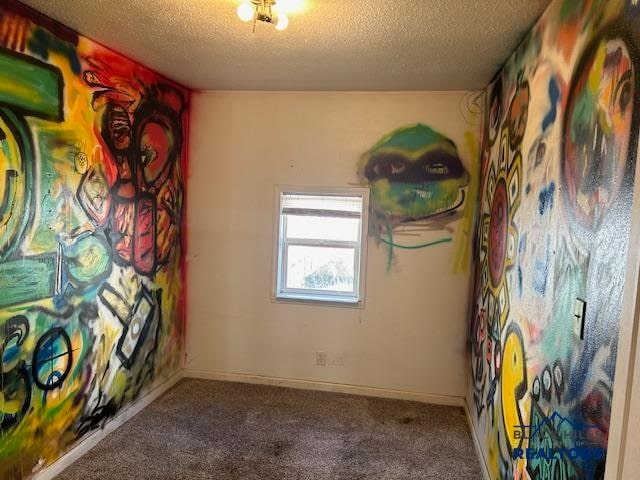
[183,368,464,407]
[30,369,184,480]
[463,399,491,480]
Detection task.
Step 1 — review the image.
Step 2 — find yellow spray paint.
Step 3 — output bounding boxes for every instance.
[500,324,528,453]
[453,130,480,273]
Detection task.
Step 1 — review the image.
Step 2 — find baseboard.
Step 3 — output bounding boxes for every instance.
[463,399,492,480]
[30,369,184,480]
[183,369,464,407]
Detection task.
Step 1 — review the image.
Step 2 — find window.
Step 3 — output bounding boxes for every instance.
[274,187,369,304]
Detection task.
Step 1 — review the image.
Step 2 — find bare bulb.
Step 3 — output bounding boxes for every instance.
[275,13,289,31]
[237,2,254,22]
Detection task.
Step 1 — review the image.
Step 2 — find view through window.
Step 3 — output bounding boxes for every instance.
[276,189,368,303]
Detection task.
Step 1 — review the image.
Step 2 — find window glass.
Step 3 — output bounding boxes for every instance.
[285,215,360,242]
[275,189,368,304]
[285,245,355,292]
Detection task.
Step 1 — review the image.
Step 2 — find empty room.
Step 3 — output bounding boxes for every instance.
[1,0,640,479]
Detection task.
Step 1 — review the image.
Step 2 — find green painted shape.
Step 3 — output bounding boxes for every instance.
[66,235,111,284]
[570,88,597,144]
[0,107,36,261]
[370,179,466,218]
[369,123,454,153]
[0,49,63,121]
[0,255,57,308]
[548,262,584,361]
[379,235,451,250]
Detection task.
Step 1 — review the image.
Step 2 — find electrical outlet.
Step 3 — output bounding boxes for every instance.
[574,298,586,340]
[315,351,327,366]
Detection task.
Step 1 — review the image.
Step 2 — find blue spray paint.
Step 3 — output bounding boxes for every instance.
[517,235,526,297]
[542,78,560,131]
[533,237,551,295]
[538,182,556,215]
[517,266,523,297]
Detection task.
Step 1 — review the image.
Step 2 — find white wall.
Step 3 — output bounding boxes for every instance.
[186,91,480,399]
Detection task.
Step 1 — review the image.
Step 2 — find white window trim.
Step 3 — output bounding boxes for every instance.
[271,185,370,308]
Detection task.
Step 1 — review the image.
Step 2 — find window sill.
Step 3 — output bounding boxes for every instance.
[273,292,364,309]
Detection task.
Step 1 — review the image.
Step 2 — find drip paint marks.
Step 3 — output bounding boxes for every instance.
[469,0,640,479]
[358,123,471,270]
[0,2,188,478]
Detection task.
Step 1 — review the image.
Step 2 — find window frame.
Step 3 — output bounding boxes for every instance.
[272,185,369,306]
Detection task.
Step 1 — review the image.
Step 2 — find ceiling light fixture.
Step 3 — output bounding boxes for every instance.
[237,0,289,32]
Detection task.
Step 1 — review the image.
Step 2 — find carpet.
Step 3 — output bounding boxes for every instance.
[55,378,483,479]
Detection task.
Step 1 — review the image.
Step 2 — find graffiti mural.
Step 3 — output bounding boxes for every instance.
[468,0,640,479]
[358,123,471,270]
[0,1,187,478]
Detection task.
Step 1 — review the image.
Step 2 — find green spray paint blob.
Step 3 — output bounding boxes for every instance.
[65,235,112,287]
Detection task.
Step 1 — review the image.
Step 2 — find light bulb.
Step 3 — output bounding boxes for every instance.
[237,2,255,22]
[275,13,289,31]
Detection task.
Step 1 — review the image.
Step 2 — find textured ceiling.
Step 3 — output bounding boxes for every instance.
[20,0,550,91]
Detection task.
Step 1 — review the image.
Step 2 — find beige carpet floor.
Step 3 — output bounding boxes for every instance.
[55,378,483,479]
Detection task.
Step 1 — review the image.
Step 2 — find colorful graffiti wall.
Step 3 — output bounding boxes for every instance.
[468,0,640,478]
[0,2,188,478]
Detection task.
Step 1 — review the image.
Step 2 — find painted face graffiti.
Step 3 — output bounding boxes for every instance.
[563,35,635,233]
[360,124,469,224]
[80,66,185,277]
[358,123,471,269]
